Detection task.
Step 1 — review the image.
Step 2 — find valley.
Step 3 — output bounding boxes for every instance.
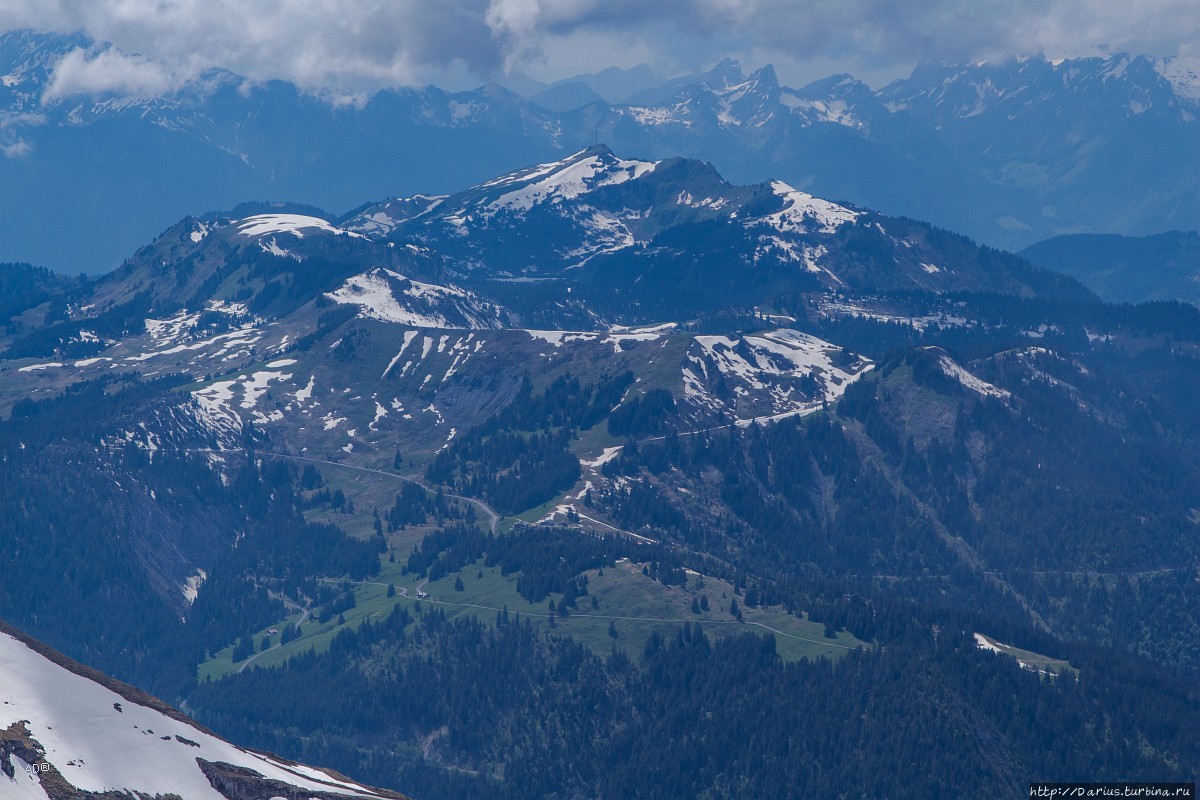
[1,145,1199,798]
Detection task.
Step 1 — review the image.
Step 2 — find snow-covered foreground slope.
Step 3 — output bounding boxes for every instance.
[0,624,405,800]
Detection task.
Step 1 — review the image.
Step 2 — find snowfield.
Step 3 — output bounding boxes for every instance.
[326,268,502,329]
[0,628,395,799]
[758,181,861,235]
[234,213,366,240]
[685,328,873,421]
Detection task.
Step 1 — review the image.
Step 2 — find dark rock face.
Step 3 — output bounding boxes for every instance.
[197,759,410,800]
[1,721,184,800]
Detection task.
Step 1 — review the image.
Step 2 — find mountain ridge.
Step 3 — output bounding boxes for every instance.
[1,29,1197,271]
[1020,229,1200,304]
[343,145,1092,320]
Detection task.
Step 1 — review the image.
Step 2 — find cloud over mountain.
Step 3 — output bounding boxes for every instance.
[2,0,1198,95]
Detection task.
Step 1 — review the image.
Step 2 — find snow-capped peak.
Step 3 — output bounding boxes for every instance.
[712,65,782,126]
[699,57,747,90]
[475,146,657,217]
[756,181,861,234]
[347,194,448,237]
[1155,55,1200,104]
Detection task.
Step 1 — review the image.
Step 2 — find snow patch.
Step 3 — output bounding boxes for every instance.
[525,329,664,353]
[181,569,206,605]
[936,352,1010,399]
[382,331,420,378]
[581,446,623,469]
[188,220,211,243]
[293,375,316,404]
[259,237,300,260]
[369,401,389,431]
[781,91,866,129]
[818,298,969,331]
[240,370,293,409]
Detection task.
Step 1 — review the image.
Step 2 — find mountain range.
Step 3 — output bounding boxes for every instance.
[3,138,1200,797]
[2,28,1198,274]
[4,148,1031,456]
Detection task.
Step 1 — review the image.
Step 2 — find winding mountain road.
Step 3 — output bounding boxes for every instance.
[192,448,501,534]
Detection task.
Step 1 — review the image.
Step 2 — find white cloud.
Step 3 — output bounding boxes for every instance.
[479,0,1200,80]
[0,112,47,128]
[1,0,1198,95]
[42,47,178,100]
[1,1,501,94]
[1,138,31,157]
[0,111,42,156]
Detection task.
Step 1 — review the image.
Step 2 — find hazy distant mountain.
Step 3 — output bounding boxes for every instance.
[879,55,1200,244]
[0,30,564,274]
[346,145,1086,319]
[531,81,605,112]
[1021,230,1200,304]
[543,64,668,104]
[2,29,1198,274]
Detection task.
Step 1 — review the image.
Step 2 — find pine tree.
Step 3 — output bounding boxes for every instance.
[231,635,254,662]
